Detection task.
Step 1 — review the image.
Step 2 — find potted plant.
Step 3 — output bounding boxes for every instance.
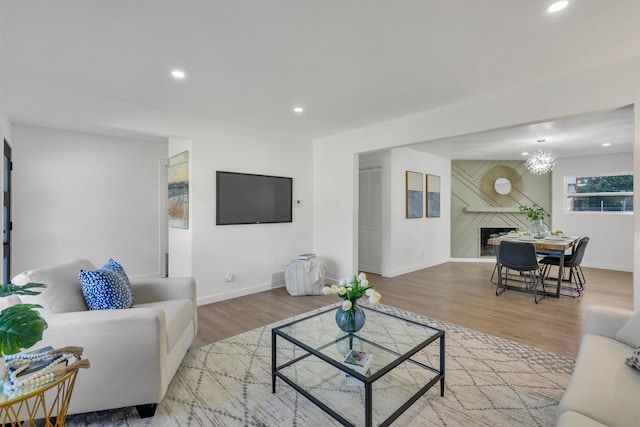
[0,282,47,356]
[519,204,550,238]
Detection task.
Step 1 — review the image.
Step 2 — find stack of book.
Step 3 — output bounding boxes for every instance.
[341,349,373,386]
[296,253,316,260]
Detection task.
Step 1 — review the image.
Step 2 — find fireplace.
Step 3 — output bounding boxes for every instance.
[480,227,517,256]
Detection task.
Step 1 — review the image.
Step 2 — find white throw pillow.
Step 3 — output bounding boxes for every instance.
[12,258,95,314]
[616,311,640,347]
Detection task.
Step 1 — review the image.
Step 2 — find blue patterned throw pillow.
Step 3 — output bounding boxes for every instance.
[102,258,127,276]
[626,346,640,371]
[79,259,135,310]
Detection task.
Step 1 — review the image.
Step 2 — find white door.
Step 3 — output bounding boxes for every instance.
[358,168,382,274]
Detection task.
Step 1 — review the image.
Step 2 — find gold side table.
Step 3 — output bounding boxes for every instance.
[0,368,80,427]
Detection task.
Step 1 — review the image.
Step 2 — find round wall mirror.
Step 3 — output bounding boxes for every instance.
[494,177,512,195]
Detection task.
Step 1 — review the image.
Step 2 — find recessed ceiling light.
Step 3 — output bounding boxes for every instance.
[522,152,529,156]
[293,106,304,114]
[171,69,186,80]
[547,1,568,13]
[602,143,611,147]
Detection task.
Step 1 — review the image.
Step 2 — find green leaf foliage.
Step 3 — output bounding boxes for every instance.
[0,304,48,356]
[0,282,47,355]
[519,204,549,222]
[575,175,633,193]
[0,282,46,297]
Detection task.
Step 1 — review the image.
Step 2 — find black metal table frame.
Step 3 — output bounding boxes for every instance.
[272,306,445,427]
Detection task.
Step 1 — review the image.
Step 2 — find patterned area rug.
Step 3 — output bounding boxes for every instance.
[66,304,574,426]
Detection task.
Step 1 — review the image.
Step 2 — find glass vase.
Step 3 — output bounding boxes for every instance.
[528,218,550,239]
[335,302,366,333]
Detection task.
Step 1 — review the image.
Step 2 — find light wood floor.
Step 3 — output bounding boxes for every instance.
[193,262,633,359]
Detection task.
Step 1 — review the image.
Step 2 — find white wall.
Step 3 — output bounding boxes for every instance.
[357,147,450,277]
[387,147,451,276]
[313,56,640,309]
[10,124,168,278]
[0,113,10,142]
[0,79,315,305]
[552,153,633,271]
[356,148,451,277]
[190,127,313,304]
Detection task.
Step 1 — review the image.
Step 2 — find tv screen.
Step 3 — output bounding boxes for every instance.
[216,171,293,225]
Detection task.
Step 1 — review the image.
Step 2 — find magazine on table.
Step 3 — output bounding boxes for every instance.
[340,350,374,386]
[342,350,373,375]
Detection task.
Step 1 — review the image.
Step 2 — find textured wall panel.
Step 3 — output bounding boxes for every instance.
[451,160,551,258]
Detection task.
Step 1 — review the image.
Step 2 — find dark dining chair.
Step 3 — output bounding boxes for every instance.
[539,236,590,296]
[496,240,546,303]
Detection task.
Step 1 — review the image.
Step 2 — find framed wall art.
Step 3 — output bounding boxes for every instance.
[168,151,189,229]
[426,174,441,218]
[405,171,423,218]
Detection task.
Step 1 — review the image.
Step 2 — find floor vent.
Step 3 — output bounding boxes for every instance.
[271,271,285,287]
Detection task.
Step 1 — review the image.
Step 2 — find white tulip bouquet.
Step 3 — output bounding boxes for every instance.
[322,272,382,311]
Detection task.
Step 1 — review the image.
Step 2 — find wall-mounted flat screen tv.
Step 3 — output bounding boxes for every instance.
[216,171,293,225]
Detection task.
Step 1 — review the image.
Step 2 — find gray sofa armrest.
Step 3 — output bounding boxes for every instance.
[131,276,198,333]
[38,308,167,413]
[584,305,634,339]
[131,277,196,304]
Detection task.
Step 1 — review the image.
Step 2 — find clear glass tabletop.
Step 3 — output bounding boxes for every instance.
[275,306,442,379]
[272,305,445,426]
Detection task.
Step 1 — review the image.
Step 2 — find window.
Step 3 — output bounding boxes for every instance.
[566,174,633,213]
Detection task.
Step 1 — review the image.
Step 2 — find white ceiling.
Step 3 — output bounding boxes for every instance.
[0,1,638,158]
[409,105,635,160]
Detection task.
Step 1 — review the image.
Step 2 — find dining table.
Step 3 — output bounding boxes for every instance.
[487,234,581,298]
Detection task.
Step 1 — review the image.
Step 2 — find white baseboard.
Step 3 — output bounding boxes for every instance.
[197,282,285,306]
[449,257,496,263]
[580,261,632,272]
[382,258,450,278]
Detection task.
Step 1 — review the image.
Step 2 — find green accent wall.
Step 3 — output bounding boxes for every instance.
[451,160,551,258]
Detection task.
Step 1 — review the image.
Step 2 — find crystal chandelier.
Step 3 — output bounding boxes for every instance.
[525,148,557,175]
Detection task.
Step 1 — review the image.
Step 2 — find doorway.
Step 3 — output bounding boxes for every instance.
[3,139,11,283]
[358,168,382,274]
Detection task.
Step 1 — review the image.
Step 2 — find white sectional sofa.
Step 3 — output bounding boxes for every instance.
[556,306,640,427]
[6,258,197,417]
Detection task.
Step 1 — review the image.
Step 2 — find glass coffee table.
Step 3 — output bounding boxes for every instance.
[272,305,445,427]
